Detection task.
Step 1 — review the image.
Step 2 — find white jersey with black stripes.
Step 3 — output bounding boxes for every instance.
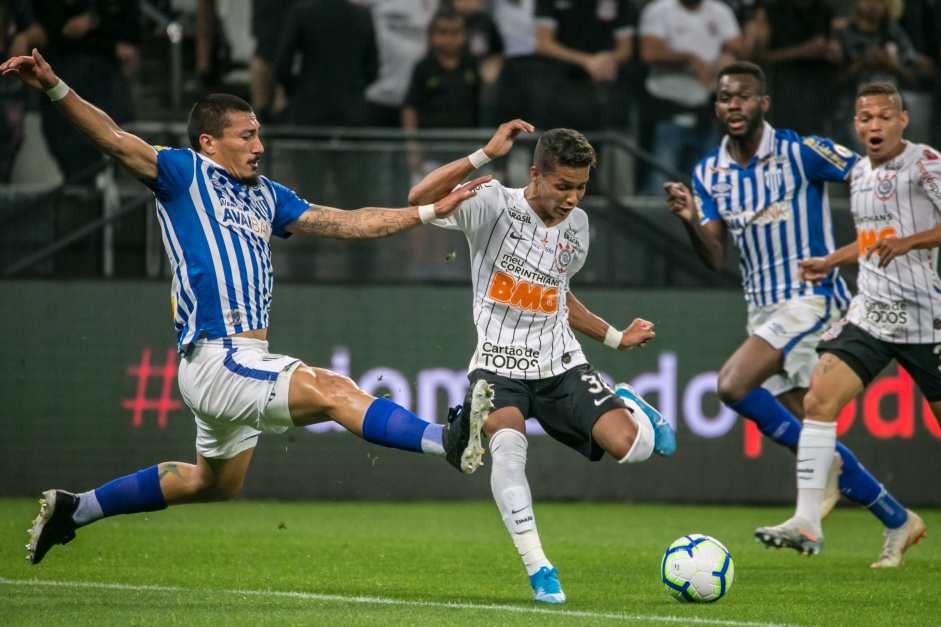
[847,142,941,343]
[433,179,590,379]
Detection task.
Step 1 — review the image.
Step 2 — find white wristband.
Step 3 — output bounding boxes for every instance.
[603,325,622,349]
[418,204,437,224]
[468,148,491,169]
[45,79,70,102]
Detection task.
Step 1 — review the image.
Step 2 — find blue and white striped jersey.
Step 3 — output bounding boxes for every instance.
[693,123,856,307]
[142,147,310,352]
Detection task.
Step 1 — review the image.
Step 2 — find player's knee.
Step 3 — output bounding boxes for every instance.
[196,474,244,502]
[317,370,362,408]
[715,372,746,405]
[803,388,836,422]
[294,366,361,413]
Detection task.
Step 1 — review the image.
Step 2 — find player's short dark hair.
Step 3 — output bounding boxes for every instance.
[186,94,255,150]
[717,61,767,95]
[533,129,596,174]
[429,7,464,34]
[856,82,904,108]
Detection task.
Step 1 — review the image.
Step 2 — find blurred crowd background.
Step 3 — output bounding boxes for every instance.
[1,0,938,284]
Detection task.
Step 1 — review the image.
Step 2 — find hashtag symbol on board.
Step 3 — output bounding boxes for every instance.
[122,347,184,429]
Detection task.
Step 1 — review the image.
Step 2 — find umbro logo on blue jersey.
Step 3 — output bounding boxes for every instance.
[712,183,732,197]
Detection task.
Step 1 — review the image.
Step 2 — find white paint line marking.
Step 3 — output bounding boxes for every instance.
[0,577,811,627]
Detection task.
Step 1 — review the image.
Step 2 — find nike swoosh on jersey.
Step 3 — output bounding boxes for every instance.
[594,395,612,406]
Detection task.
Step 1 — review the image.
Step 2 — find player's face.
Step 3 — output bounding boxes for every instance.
[207,111,264,185]
[854,93,908,166]
[715,74,768,140]
[430,18,466,56]
[452,0,482,15]
[528,164,590,225]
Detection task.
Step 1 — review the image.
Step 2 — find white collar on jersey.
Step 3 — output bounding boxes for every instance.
[717,121,776,169]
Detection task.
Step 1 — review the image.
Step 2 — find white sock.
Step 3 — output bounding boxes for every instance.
[794,419,837,531]
[490,429,551,576]
[72,490,104,526]
[618,400,655,463]
[421,423,444,456]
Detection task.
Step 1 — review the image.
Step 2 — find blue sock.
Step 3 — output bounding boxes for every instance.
[728,388,802,451]
[834,446,908,528]
[94,465,167,517]
[730,389,907,525]
[361,398,428,453]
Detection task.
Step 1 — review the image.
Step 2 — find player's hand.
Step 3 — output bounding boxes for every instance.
[689,56,713,87]
[664,182,696,221]
[62,12,96,39]
[0,49,58,92]
[797,257,831,283]
[866,237,910,268]
[483,120,535,161]
[429,175,493,220]
[115,42,139,77]
[617,318,656,351]
[583,52,618,82]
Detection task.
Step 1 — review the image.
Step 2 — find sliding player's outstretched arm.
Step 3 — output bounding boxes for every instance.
[286,175,492,240]
[408,119,534,205]
[1,49,157,180]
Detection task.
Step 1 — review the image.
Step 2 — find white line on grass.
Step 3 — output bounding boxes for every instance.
[0,577,811,627]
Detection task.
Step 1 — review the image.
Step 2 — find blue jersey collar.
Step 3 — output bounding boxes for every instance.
[717,122,776,169]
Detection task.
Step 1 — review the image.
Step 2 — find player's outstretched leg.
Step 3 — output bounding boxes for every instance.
[529,566,566,604]
[26,490,79,565]
[871,509,927,568]
[754,517,823,555]
[614,383,676,456]
[442,379,494,473]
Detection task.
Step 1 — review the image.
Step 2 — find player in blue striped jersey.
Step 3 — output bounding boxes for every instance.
[664,61,912,543]
[3,49,495,567]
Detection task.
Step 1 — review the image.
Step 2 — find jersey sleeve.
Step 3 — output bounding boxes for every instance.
[915,147,941,213]
[432,180,501,233]
[692,168,720,224]
[798,135,859,182]
[639,2,666,38]
[140,147,194,202]
[267,179,312,238]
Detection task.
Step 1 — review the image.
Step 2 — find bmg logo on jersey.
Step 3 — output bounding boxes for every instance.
[856,225,898,257]
[488,271,559,314]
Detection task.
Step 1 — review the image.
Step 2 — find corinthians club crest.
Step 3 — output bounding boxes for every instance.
[555,241,577,273]
[875,172,897,201]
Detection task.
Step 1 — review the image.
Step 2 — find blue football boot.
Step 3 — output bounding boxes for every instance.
[529,566,566,603]
[614,383,676,457]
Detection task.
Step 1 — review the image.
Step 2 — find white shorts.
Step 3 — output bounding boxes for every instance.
[747,295,838,396]
[178,337,301,459]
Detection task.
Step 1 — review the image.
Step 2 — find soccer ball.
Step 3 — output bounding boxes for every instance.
[661,534,734,603]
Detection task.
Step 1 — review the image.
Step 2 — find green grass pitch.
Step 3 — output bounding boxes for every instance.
[1,500,938,626]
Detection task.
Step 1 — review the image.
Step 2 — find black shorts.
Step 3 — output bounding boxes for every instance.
[468,363,627,461]
[817,320,941,401]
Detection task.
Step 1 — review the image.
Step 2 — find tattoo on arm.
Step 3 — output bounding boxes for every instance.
[290,204,420,240]
[158,463,182,481]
